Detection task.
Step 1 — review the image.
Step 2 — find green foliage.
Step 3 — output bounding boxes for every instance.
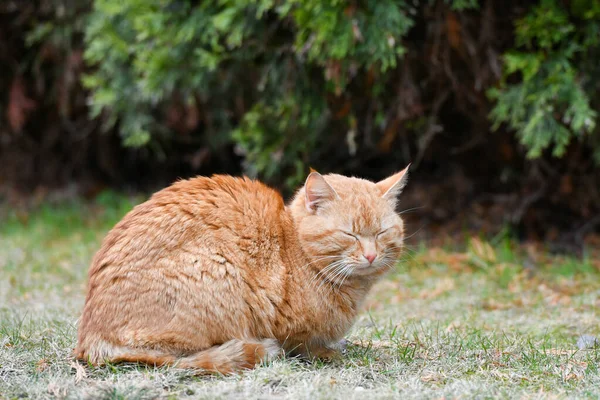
[290,0,412,72]
[443,0,479,10]
[58,0,600,185]
[490,0,600,160]
[232,89,327,186]
[11,0,600,196]
[82,0,415,184]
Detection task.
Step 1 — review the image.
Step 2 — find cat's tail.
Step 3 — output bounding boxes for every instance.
[74,338,281,374]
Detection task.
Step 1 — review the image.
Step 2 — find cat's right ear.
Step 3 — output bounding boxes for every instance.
[376,164,410,200]
[305,172,337,212]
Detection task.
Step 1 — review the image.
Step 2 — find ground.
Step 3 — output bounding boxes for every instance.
[1,192,600,399]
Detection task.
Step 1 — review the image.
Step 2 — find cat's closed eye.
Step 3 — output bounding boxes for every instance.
[340,231,358,240]
[376,228,391,239]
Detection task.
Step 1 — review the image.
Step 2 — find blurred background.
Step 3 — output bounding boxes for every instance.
[1,0,599,253]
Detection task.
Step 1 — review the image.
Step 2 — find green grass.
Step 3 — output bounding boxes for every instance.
[1,193,600,399]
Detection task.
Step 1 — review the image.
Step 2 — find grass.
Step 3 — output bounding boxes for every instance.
[1,192,600,399]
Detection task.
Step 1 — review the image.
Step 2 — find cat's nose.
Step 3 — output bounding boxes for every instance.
[364,253,376,264]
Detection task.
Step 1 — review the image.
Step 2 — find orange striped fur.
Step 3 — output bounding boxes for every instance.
[75,167,409,373]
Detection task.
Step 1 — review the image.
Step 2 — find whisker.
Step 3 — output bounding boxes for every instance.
[321,262,345,286]
[403,225,425,241]
[399,252,418,263]
[383,245,419,262]
[297,255,340,271]
[299,256,345,294]
[399,206,425,215]
[310,263,340,288]
[312,260,346,295]
[315,260,344,280]
[383,248,417,263]
[337,264,354,289]
[319,262,348,293]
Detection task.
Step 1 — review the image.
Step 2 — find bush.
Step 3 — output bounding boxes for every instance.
[489,0,600,162]
[81,0,481,186]
[82,0,600,187]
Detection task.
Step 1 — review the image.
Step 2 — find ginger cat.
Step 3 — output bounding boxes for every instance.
[75,167,409,373]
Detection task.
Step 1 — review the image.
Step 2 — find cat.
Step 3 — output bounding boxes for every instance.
[75,166,409,374]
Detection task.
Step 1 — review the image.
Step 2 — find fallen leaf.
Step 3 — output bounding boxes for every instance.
[36,358,49,372]
[419,278,455,299]
[469,237,497,264]
[47,382,65,397]
[70,360,87,384]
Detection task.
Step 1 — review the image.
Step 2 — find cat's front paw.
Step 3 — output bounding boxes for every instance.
[308,346,342,362]
[335,338,350,353]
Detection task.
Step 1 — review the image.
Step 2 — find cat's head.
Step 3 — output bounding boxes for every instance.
[290,166,410,282]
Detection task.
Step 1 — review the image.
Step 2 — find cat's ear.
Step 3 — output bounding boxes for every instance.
[376,164,410,200]
[304,172,338,212]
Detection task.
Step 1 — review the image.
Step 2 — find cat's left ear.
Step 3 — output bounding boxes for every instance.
[304,171,338,212]
[376,164,410,201]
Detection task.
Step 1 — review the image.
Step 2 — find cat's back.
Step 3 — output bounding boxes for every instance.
[89,175,287,276]
[155,174,286,229]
